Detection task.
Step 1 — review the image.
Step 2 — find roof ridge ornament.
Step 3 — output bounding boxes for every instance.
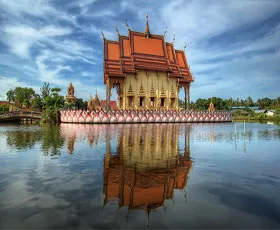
[145,13,150,38]
[116,24,120,36]
[163,26,167,38]
[172,33,175,44]
[101,29,106,40]
[125,20,130,31]
[183,41,187,52]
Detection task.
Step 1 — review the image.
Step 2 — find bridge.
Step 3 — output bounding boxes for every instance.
[0,110,42,123]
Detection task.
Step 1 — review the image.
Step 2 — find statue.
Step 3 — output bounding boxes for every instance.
[208,98,215,112]
[66,82,76,104]
[68,82,74,97]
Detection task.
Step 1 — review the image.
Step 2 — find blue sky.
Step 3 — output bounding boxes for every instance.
[0,0,280,102]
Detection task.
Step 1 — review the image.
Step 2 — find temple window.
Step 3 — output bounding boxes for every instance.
[140,97,145,107]
[170,98,175,107]
[161,98,165,107]
[150,97,155,107]
[128,96,133,106]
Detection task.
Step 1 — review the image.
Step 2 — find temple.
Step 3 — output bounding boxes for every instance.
[65,82,76,104]
[103,14,194,110]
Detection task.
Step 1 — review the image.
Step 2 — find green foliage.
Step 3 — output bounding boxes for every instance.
[257,97,272,109]
[0,104,9,112]
[40,82,50,100]
[13,87,35,108]
[185,96,279,111]
[75,98,88,109]
[42,87,64,123]
[64,102,76,109]
[32,94,43,110]
[6,89,15,102]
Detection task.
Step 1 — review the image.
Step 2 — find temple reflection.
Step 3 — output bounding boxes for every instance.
[59,123,193,216]
[103,124,192,217]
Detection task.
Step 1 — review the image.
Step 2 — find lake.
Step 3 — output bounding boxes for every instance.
[0,122,280,229]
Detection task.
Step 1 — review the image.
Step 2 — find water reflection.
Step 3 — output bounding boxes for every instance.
[59,123,192,217]
[103,124,192,217]
[4,125,65,155]
[1,122,280,228]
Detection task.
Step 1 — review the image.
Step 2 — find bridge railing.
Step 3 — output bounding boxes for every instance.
[0,110,42,118]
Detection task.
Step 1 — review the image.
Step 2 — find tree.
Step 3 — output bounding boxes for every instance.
[246,96,254,107]
[6,89,15,102]
[32,94,43,110]
[14,87,35,108]
[76,98,88,109]
[40,82,50,100]
[42,87,65,123]
[257,98,272,109]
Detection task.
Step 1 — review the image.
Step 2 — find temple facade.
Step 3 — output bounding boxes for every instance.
[103,14,194,110]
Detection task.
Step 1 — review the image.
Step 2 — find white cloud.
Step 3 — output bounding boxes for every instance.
[160,0,280,46]
[0,0,279,102]
[1,25,72,58]
[0,76,40,100]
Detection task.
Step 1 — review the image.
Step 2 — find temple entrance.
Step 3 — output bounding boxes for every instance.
[128,96,134,107]
[140,97,145,107]
[150,97,155,107]
[160,98,165,107]
[170,98,175,108]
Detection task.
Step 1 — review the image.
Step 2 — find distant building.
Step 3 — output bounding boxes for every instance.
[0,101,9,105]
[231,106,259,111]
[100,100,117,110]
[255,109,266,114]
[240,110,249,116]
[265,110,275,116]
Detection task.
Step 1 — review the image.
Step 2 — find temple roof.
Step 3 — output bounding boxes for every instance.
[103,15,194,84]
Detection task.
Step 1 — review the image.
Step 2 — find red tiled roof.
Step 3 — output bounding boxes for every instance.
[100,100,117,110]
[103,28,194,84]
[0,101,9,105]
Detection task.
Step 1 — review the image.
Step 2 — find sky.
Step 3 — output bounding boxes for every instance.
[0,0,280,102]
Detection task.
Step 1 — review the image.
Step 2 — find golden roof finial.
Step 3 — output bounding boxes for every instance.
[101,29,105,40]
[125,20,130,31]
[116,24,120,36]
[172,33,175,43]
[163,26,167,38]
[145,13,150,36]
[183,41,187,51]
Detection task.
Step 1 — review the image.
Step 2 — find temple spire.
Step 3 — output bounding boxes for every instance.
[145,13,150,37]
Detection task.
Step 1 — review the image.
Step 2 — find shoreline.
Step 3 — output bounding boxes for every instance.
[233,116,280,123]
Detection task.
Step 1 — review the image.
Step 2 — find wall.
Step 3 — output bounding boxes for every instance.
[122,70,178,110]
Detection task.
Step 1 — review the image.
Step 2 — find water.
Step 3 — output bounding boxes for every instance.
[0,122,280,229]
